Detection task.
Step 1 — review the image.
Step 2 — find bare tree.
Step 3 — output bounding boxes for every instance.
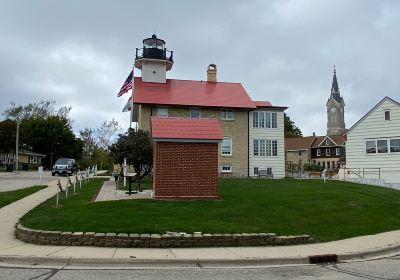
[95,118,121,150]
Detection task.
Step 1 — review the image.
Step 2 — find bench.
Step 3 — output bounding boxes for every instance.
[258,169,273,179]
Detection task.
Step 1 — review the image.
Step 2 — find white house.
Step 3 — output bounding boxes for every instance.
[344,96,400,184]
[249,102,287,178]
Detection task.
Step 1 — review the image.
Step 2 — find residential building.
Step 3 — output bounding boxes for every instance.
[285,136,315,169]
[132,35,287,178]
[310,135,346,170]
[344,96,400,184]
[250,102,287,178]
[0,149,45,170]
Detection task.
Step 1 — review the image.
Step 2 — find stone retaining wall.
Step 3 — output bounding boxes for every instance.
[15,224,311,248]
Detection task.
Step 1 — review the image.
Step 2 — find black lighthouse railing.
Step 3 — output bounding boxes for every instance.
[135,34,173,62]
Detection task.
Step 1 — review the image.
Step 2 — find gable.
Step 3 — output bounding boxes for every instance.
[346,96,400,135]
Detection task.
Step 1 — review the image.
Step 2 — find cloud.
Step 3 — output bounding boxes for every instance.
[0,0,399,137]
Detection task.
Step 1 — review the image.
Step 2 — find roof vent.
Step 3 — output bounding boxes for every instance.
[207,64,217,82]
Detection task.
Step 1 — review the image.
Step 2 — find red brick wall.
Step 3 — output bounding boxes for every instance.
[153,142,219,199]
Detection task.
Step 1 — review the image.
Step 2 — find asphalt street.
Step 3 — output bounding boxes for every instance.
[1,254,399,280]
[0,171,58,191]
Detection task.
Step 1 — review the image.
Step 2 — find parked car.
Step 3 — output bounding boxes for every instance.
[52,158,79,176]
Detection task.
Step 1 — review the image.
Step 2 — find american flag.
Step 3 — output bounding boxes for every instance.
[117,70,133,97]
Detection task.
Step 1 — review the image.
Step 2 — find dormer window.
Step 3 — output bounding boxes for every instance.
[385,110,391,121]
[157,106,168,117]
[326,139,330,145]
[190,108,201,118]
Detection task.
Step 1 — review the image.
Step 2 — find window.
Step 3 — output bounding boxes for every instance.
[253,139,278,157]
[298,150,302,157]
[390,139,400,153]
[326,149,330,156]
[254,167,259,175]
[253,140,259,156]
[377,140,388,153]
[252,111,277,128]
[221,165,232,173]
[190,108,201,118]
[252,112,258,128]
[266,167,272,175]
[29,156,37,163]
[221,110,234,120]
[157,106,168,117]
[327,161,331,169]
[221,137,232,155]
[336,147,341,156]
[384,110,391,121]
[326,139,330,145]
[317,149,321,156]
[366,140,376,154]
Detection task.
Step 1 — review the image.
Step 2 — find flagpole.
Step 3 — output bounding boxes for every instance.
[129,66,134,129]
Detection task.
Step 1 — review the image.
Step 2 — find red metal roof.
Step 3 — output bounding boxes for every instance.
[151,117,223,140]
[254,101,272,107]
[134,77,256,109]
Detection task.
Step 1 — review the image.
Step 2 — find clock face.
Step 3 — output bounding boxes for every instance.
[330,107,337,113]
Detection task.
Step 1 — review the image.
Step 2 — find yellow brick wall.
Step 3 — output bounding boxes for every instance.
[139,105,249,177]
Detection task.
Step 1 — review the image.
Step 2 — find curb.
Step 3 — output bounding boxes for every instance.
[0,242,398,268]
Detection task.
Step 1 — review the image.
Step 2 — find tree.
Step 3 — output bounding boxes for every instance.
[95,118,121,150]
[0,120,17,153]
[3,100,72,123]
[284,113,303,138]
[21,116,83,169]
[109,129,152,189]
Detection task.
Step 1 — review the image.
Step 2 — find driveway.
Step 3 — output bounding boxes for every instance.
[0,171,55,192]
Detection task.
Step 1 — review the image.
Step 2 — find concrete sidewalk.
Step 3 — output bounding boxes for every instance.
[0,176,399,268]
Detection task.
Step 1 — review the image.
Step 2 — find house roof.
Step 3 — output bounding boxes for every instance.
[19,148,46,157]
[134,77,257,109]
[254,101,272,107]
[285,136,315,151]
[345,96,400,135]
[311,135,345,147]
[151,117,223,141]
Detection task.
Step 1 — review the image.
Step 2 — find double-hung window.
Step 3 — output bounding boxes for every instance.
[252,111,277,128]
[390,139,400,153]
[221,137,232,156]
[253,139,277,157]
[326,149,330,156]
[336,147,341,156]
[221,110,234,120]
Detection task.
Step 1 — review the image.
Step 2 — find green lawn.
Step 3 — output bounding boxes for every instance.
[20,178,400,242]
[0,186,46,208]
[117,176,153,191]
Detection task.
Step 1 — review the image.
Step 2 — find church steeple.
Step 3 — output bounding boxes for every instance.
[330,66,341,102]
[326,66,346,136]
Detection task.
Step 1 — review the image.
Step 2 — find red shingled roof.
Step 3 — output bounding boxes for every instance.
[151,117,223,140]
[134,77,256,109]
[254,101,272,107]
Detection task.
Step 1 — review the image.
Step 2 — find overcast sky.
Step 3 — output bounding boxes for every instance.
[0,0,399,136]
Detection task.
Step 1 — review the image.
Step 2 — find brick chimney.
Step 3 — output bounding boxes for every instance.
[207,64,217,82]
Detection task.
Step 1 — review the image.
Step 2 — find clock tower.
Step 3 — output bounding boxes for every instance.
[326,66,345,135]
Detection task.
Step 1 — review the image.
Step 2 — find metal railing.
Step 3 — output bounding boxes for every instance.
[343,167,381,179]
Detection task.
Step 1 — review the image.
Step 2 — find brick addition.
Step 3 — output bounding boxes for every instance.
[153,142,219,199]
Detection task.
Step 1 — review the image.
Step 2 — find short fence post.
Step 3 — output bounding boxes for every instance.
[65,181,68,199]
[362,168,365,178]
[56,189,59,207]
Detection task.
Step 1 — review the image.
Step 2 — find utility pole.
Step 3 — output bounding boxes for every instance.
[15,120,19,171]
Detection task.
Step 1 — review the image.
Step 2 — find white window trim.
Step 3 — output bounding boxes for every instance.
[336,147,340,156]
[29,156,37,163]
[221,165,232,173]
[317,149,321,157]
[365,138,400,155]
[253,139,278,157]
[326,149,330,156]
[221,109,235,121]
[384,110,391,121]
[252,111,278,129]
[221,137,232,156]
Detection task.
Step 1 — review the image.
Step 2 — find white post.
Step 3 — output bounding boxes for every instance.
[56,189,59,207]
[65,181,68,198]
[123,158,127,187]
[38,166,43,185]
[73,181,76,193]
[129,67,134,129]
